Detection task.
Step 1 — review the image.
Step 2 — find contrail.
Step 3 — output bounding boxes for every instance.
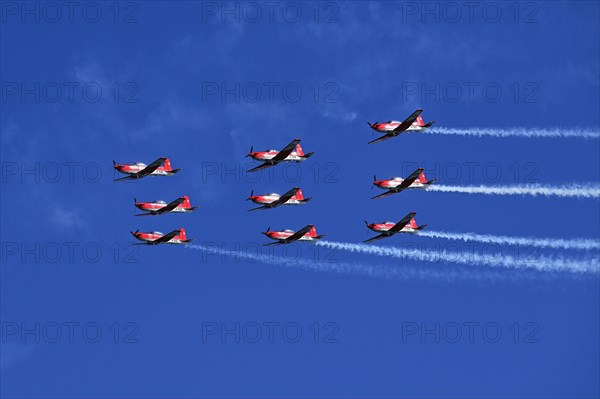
[428,127,600,140]
[418,230,600,251]
[185,244,585,284]
[427,183,600,199]
[315,241,599,275]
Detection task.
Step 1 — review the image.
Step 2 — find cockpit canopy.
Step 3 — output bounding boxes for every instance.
[156,200,166,204]
[267,193,279,196]
[151,231,163,235]
[283,229,294,233]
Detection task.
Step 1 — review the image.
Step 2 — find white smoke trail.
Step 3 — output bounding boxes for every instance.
[418,230,600,251]
[427,183,600,199]
[186,243,458,282]
[429,127,600,140]
[186,244,593,284]
[315,241,599,275]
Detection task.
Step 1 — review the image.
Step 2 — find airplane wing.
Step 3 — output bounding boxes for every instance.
[248,162,275,173]
[262,241,286,246]
[371,189,400,200]
[269,188,299,207]
[389,212,417,233]
[150,229,181,245]
[134,157,167,178]
[368,133,395,145]
[114,175,137,182]
[155,197,185,214]
[397,168,424,189]
[364,233,389,243]
[392,109,423,133]
[271,139,301,162]
[284,224,314,242]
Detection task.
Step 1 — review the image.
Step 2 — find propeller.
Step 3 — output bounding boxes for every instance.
[364,220,369,227]
[372,174,377,190]
[245,146,253,157]
[246,190,254,200]
[134,197,137,203]
[263,226,271,235]
[130,229,139,236]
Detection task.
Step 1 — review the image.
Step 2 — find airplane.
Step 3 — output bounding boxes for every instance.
[367,110,435,144]
[364,212,427,243]
[130,228,193,245]
[262,225,325,246]
[246,187,312,211]
[246,138,314,172]
[372,168,436,199]
[134,195,198,216]
[113,157,181,182]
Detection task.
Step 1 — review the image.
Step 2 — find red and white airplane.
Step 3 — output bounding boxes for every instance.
[246,139,314,172]
[372,168,436,199]
[367,110,435,144]
[246,187,312,211]
[130,228,193,245]
[113,157,181,182]
[134,195,198,216]
[262,225,325,246]
[364,212,427,243]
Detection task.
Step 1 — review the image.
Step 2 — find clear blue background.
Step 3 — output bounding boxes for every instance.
[1,1,599,398]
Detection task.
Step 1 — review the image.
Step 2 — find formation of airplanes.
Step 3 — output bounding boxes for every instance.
[115,109,436,246]
[113,157,195,245]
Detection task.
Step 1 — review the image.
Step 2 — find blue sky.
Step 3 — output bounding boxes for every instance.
[1,1,599,398]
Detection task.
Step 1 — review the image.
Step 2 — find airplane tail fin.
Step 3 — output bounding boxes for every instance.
[308,226,319,237]
[163,158,173,171]
[415,115,426,127]
[295,143,305,157]
[418,171,428,184]
[410,218,427,230]
[409,218,418,229]
[182,195,192,208]
[178,228,187,241]
[295,188,305,200]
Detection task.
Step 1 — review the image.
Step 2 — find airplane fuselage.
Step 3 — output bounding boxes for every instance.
[264,231,320,242]
[249,194,306,206]
[135,202,194,213]
[366,223,421,234]
[114,163,172,176]
[374,178,432,190]
[249,150,308,163]
[370,121,430,133]
[132,231,188,244]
